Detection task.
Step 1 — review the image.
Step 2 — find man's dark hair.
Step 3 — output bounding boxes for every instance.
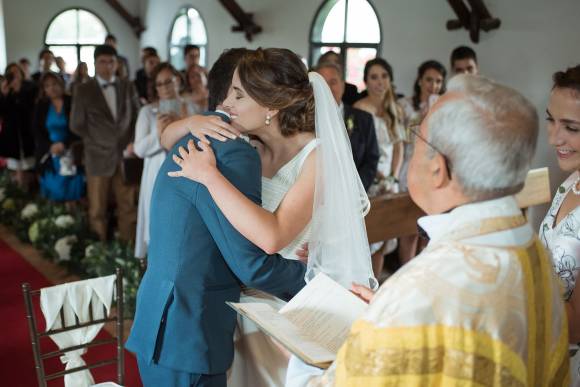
[450,45,477,66]
[105,34,117,43]
[207,48,247,110]
[19,57,30,65]
[38,48,54,60]
[94,44,118,60]
[184,44,200,57]
[142,46,158,56]
[317,50,342,66]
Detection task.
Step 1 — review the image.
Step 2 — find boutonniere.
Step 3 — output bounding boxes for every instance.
[346,116,355,135]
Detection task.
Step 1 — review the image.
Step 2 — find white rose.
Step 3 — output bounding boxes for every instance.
[84,244,97,258]
[21,203,39,219]
[54,235,78,261]
[0,187,5,202]
[54,215,75,228]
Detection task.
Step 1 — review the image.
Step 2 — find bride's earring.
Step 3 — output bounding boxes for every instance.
[265,114,271,126]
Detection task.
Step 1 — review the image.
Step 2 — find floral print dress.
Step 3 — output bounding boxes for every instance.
[540,171,580,301]
[539,171,580,386]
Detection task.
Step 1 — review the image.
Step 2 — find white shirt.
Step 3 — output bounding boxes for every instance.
[417,195,534,247]
[96,75,117,121]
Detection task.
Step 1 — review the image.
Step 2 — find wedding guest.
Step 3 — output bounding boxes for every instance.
[450,45,479,75]
[399,60,447,127]
[54,56,71,86]
[134,50,160,104]
[0,63,37,190]
[309,74,570,387]
[133,62,198,259]
[355,58,405,195]
[134,46,157,84]
[105,34,130,79]
[182,64,208,112]
[31,49,55,83]
[316,50,360,105]
[18,58,31,80]
[183,44,202,71]
[540,64,580,384]
[68,62,91,96]
[316,61,379,191]
[70,45,140,241]
[354,57,406,275]
[182,44,208,82]
[32,72,84,202]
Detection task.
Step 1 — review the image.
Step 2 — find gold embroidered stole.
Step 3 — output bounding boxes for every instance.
[332,215,570,386]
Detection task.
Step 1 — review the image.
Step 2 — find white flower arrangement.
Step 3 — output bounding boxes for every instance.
[21,203,39,219]
[54,235,78,261]
[0,187,5,202]
[54,215,75,228]
[84,244,97,258]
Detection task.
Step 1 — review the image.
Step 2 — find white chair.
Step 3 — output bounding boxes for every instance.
[22,268,125,387]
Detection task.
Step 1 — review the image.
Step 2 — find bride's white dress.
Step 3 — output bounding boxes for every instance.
[227,139,318,387]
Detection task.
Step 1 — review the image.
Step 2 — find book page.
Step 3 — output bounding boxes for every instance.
[230,302,336,365]
[279,273,367,353]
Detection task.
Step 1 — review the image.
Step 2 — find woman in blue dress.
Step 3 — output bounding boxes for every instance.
[32,72,85,202]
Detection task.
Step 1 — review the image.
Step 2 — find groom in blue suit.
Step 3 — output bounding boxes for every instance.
[126,49,307,386]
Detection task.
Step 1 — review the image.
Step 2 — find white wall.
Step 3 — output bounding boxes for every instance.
[3,0,140,76]
[0,0,6,71]
[139,0,580,226]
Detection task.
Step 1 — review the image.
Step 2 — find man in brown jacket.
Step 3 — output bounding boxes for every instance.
[71,45,140,241]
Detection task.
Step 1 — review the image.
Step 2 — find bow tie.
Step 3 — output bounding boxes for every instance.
[101,82,114,89]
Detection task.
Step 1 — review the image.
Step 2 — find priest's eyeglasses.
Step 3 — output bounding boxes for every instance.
[408,125,453,179]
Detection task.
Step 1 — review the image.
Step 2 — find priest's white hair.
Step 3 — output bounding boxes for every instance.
[427,74,538,200]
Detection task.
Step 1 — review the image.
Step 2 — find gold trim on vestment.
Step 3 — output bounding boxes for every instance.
[331,215,570,386]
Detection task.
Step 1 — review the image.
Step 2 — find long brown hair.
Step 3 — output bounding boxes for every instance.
[37,72,65,102]
[237,48,315,136]
[363,58,404,140]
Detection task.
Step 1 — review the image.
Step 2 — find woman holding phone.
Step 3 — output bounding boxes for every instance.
[133,62,199,259]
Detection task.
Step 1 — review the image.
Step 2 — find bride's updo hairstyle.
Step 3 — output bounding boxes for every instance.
[237,48,315,136]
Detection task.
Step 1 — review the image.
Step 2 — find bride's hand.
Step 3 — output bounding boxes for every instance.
[186,115,241,144]
[168,139,217,185]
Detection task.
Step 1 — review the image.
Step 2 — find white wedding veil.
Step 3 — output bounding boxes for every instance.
[306,72,378,290]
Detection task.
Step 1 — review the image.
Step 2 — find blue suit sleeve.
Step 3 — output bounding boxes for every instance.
[194,139,306,300]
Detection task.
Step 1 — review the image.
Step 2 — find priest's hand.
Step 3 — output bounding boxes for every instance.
[350,283,375,304]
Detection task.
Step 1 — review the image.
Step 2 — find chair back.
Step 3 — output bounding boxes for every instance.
[22,268,125,387]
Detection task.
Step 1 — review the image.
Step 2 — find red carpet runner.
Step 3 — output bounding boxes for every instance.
[0,237,142,386]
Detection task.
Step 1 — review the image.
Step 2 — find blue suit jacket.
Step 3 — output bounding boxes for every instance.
[126,133,307,374]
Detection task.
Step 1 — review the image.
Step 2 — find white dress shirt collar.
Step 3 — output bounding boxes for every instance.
[417,195,533,246]
[96,75,117,87]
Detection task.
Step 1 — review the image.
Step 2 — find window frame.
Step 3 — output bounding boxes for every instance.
[43,7,109,69]
[309,0,382,76]
[167,6,209,68]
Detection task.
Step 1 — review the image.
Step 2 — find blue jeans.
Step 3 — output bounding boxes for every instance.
[137,357,226,387]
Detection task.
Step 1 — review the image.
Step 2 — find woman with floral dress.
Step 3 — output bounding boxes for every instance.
[540,64,580,386]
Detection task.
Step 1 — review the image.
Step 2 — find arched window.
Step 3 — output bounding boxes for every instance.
[44,8,108,76]
[168,7,208,70]
[310,0,381,90]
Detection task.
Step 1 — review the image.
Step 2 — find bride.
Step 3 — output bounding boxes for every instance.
[164,48,375,387]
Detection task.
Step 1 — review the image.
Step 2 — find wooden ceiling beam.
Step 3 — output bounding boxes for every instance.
[104,0,145,37]
[446,0,501,43]
[218,0,262,42]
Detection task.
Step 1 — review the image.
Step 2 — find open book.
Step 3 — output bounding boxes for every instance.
[227,273,367,368]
